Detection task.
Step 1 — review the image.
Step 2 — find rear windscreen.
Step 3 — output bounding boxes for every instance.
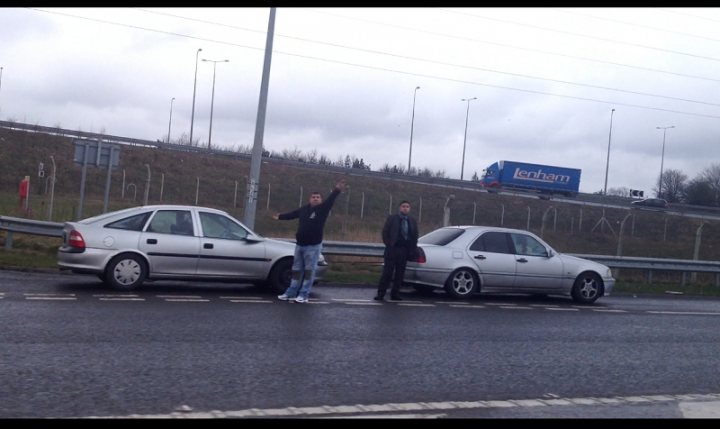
[418,228,465,246]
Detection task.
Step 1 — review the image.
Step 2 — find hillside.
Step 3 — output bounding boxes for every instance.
[1,125,719,269]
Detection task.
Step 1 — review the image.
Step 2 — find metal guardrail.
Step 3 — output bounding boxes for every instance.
[0,215,64,251]
[2,216,719,285]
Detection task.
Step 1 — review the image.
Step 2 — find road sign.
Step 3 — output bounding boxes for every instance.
[630,189,644,198]
[73,139,120,168]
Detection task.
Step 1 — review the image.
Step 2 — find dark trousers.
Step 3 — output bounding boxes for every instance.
[377,246,408,297]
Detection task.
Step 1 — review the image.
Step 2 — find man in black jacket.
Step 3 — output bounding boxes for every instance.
[274,179,346,303]
[375,200,419,301]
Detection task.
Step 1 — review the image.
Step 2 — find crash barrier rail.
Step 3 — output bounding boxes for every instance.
[2,215,719,286]
[0,216,64,251]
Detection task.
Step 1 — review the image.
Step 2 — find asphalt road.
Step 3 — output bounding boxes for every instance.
[2,269,720,418]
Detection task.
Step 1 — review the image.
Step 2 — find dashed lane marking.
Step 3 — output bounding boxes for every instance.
[220,296,264,300]
[545,307,579,311]
[156,295,204,299]
[24,292,77,301]
[228,299,272,303]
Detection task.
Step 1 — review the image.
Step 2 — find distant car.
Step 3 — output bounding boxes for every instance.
[57,205,326,292]
[403,226,615,304]
[631,198,669,210]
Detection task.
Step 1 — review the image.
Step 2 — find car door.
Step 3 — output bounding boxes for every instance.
[467,231,516,290]
[195,211,268,279]
[138,209,200,275]
[509,232,564,292]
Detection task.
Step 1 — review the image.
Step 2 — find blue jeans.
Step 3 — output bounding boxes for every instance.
[282,243,322,299]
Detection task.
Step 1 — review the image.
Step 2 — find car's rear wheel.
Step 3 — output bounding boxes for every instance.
[571,272,603,304]
[444,268,478,299]
[105,253,147,291]
[268,258,293,294]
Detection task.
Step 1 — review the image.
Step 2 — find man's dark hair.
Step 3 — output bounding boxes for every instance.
[310,191,322,196]
[399,200,411,206]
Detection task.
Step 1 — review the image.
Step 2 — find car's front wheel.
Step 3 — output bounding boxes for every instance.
[444,268,478,299]
[268,258,293,294]
[571,272,603,304]
[105,253,147,291]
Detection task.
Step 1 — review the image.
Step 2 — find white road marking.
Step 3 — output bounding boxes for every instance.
[647,311,720,316]
[220,296,263,300]
[545,307,579,311]
[79,391,720,418]
[25,296,77,300]
[156,295,203,299]
[228,299,272,303]
[99,298,146,301]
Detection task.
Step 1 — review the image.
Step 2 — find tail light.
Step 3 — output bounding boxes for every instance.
[68,230,86,251]
[411,247,426,263]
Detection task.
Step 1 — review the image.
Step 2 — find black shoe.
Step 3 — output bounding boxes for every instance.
[389,295,403,301]
[373,295,385,301]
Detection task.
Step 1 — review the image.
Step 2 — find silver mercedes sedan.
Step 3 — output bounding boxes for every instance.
[404,226,614,304]
[58,205,326,292]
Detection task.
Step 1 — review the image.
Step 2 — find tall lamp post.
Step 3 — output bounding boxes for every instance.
[407,85,420,173]
[189,48,202,146]
[656,125,675,197]
[167,97,175,144]
[202,58,229,150]
[603,108,615,195]
[460,97,477,180]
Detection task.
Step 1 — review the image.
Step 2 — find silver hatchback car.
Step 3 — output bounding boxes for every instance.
[58,205,326,292]
[404,226,614,304]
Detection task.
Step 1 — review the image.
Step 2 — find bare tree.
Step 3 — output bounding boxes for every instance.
[656,169,686,202]
[700,163,720,205]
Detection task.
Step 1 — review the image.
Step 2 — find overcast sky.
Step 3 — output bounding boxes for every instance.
[2,7,720,194]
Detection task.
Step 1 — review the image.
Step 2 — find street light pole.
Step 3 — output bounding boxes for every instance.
[189,48,202,146]
[656,125,675,197]
[202,58,229,150]
[460,97,477,180]
[603,108,615,195]
[167,97,175,144]
[407,85,420,173]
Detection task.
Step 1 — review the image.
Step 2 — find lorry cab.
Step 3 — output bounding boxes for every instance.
[480,161,502,191]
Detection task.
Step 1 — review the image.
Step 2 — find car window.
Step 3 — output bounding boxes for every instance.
[418,228,465,245]
[510,233,548,257]
[146,210,194,236]
[199,212,249,240]
[469,231,512,254]
[104,212,152,231]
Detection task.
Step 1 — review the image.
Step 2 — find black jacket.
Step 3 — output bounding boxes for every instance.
[278,188,340,245]
[382,213,418,250]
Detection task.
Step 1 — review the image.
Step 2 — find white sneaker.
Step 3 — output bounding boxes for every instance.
[278,294,291,301]
[294,296,308,303]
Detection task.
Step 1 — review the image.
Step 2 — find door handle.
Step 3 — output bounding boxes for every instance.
[203,243,214,249]
[473,255,486,260]
[146,238,157,244]
[517,258,528,263]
